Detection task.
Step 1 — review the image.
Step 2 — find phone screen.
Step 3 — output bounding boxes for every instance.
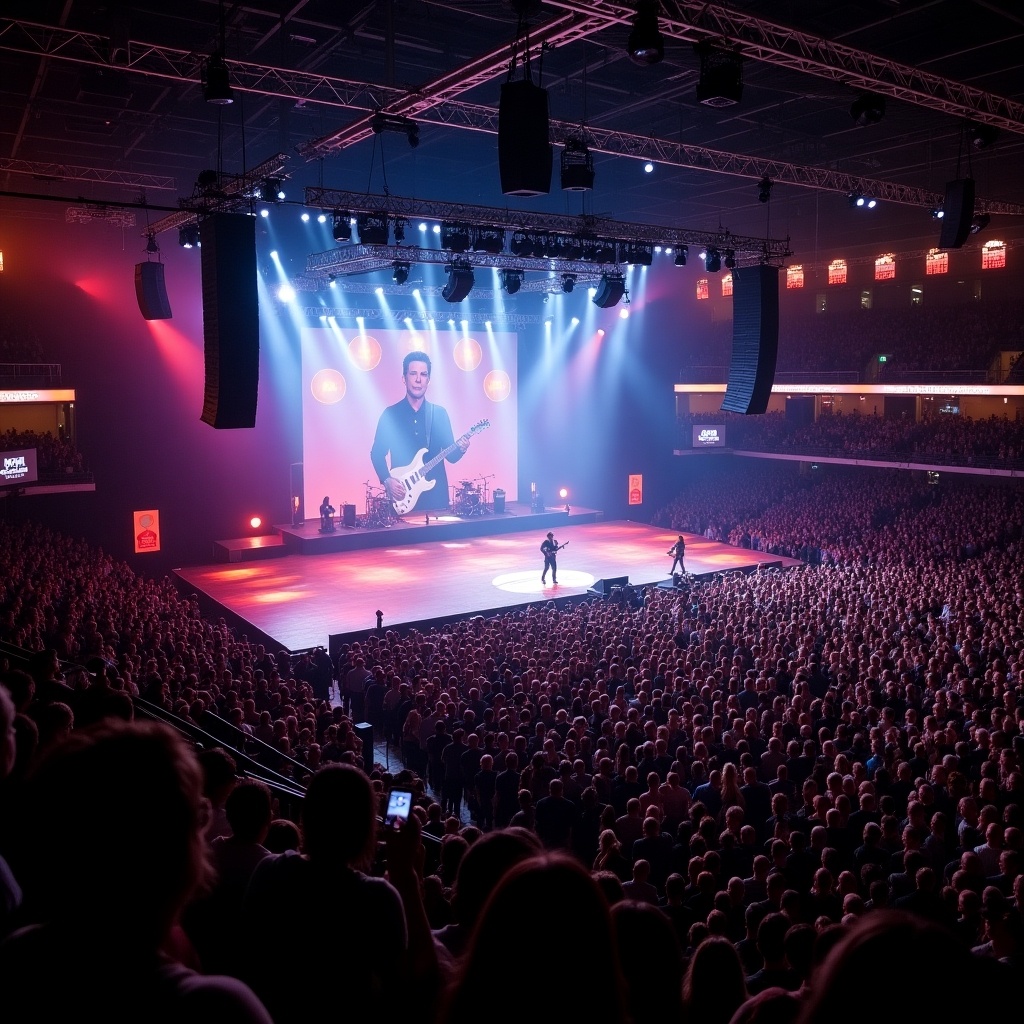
[385,789,413,827]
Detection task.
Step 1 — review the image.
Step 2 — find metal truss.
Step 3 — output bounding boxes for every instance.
[298,305,547,327]
[146,153,289,235]
[0,157,175,191]
[66,205,136,226]
[547,0,1024,133]
[303,189,792,259]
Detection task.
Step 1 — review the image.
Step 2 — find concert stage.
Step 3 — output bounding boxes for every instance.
[176,520,803,652]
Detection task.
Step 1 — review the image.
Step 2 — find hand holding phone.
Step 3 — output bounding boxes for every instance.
[384,788,413,828]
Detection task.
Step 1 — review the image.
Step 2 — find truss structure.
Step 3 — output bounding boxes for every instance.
[0,157,175,191]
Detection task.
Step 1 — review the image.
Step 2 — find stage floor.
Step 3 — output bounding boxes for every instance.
[175,521,802,651]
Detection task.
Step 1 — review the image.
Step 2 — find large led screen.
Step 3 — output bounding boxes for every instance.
[301,325,517,519]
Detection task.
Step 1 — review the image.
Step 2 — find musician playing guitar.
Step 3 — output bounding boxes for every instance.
[370,350,469,515]
[541,531,567,586]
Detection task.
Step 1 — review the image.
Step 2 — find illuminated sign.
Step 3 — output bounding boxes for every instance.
[982,240,1006,270]
[628,474,643,506]
[0,448,38,485]
[0,389,76,404]
[786,265,804,289]
[696,279,709,300]
[134,510,161,554]
[926,248,948,275]
[722,274,733,297]
[692,425,726,448]
[827,259,847,285]
[874,253,896,281]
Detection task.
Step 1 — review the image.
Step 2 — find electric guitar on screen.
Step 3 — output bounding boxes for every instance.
[389,419,490,515]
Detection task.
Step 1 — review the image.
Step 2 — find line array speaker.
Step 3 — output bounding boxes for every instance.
[134,261,172,320]
[200,213,260,429]
[938,178,975,250]
[722,264,780,416]
[498,79,552,197]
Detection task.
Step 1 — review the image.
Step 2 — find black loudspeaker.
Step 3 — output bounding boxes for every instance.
[592,275,627,309]
[493,489,506,514]
[200,213,259,429]
[342,503,356,527]
[498,79,552,197]
[442,265,474,303]
[134,262,172,320]
[290,463,304,526]
[939,178,975,250]
[722,264,780,415]
[590,576,629,596]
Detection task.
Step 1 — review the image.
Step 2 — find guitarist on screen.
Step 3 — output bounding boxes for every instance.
[370,350,470,515]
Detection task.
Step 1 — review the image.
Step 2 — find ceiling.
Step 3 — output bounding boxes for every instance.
[1,0,1022,257]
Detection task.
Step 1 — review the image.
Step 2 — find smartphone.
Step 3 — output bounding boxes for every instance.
[385,788,413,827]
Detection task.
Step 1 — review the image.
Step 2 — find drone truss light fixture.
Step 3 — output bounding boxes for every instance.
[393,218,407,243]
[442,262,475,303]
[850,93,886,127]
[592,272,627,308]
[970,213,991,234]
[203,50,234,105]
[724,249,736,270]
[695,42,743,107]
[392,260,411,285]
[674,246,688,267]
[931,206,945,220]
[510,231,538,258]
[757,175,773,203]
[500,269,524,295]
[627,0,665,66]
[848,192,877,209]
[260,177,285,203]
[561,273,576,293]
[369,111,420,148]
[622,242,653,266]
[704,247,722,273]
[332,211,352,241]
[145,232,159,254]
[441,221,472,254]
[969,123,999,150]
[472,228,505,254]
[561,136,595,191]
[178,223,200,248]
[357,212,390,245]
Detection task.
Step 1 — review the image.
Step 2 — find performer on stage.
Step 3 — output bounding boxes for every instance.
[319,496,336,533]
[668,534,686,575]
[541,531,562,586]
[370,350,469,515]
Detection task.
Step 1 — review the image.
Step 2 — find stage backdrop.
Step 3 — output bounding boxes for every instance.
[301,325,517,517]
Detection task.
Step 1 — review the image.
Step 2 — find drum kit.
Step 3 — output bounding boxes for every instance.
[361,480,398,528]
[453,474,494,517]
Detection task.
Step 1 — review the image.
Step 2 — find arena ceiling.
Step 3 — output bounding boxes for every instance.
[1,0,1022,254]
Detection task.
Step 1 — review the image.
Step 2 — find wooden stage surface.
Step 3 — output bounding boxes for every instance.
[175,521,802,652]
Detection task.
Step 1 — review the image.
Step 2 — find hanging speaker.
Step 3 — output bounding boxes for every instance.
[498,79,552,197]
[938,178,975,250]
[134,262,172,320]
[722,265,780,415]
[199,214,259,429]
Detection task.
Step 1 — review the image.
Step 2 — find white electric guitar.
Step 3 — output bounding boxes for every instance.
[390,419,490,515]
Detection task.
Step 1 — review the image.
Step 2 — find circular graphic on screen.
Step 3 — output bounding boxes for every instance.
[454,337,482,371]
[349,334,382,371]
[310,368,347,404]
[483,369,511,402]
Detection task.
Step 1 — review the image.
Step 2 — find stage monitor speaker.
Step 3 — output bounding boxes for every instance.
[722,264,780,416]
[342,503,356,527]
[353,722,374,773]
[134,261,172,320]
[493,489,506,514]
[290,463,304,525]
[589,575,629,596]
[498,79,552,197]
[200,213,259,429]
[938,178,975,250]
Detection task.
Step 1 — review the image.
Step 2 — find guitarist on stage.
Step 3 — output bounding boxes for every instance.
[370,350,469,514]
[540,531,564,586]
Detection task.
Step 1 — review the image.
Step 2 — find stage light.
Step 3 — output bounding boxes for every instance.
[622,242,653,266]
[393,218,406,243]
[419,222,427,232]
[627,0,664,65]
[260,209,269,218]
[510,232,536,258]
[178,223,200,248]
[970,213,991,234]
[357,213,390,245]
[758,175,773,203]
[332,211,352,241]
[442,262,474,302]
[696,43,743,107]
[674,246,688,267]
[317,213,327,224]
[392,261,410,285]
[145,233,159,254]
[850,93,886,126]
[500,269,523,295]
[269,250,278,259]
[432,224,441,234]
[328,275,337,288]
[970,123,999,150]
[249,516,262,530]
[724,249,736,270]
[561,274,576,293]
[441,221,472,253]
[375,286,384,296]
[561,137,595,191]
[277,283,296,302]
[644,162,654,173]
[261,177,285,202]
[203,51,234,104]
[301,212,310,222]
[369,111,420,148]
[592,273,627,308]
[931,207,945,220]
[471,228,504,254]
[848,192,876,209]
[705,248,722,273]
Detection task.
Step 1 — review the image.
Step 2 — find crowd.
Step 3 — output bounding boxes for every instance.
[0,429,84,476]
[678,410,1024,467]
[1,458,1023,1020]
